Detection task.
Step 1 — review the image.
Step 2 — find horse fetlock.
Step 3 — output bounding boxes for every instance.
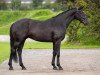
[8,62,11,66]
[53,66,58,70]
[59,67,63,70]
[57,64,60,66]
[9,67,14,70]
[53,67,58,70]
[51,63,55,66]
[22,67,26,70]
[20,63,23,66]
[58,66,63,70]
[20,64,26,70]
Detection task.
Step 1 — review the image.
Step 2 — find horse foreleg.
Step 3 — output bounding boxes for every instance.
[52,50,58,70]
[52,39,63,70]
[56,49,63,70]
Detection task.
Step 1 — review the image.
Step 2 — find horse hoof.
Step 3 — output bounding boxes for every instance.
[59,67,63,70]
[22,67,26,70]
[9,67,14,70]
[53,67,58,70]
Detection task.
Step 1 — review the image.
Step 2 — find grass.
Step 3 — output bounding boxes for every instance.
[24,42,100,49]
[0,9,59,34]
[0,42,10,64]
[0,42,100,64]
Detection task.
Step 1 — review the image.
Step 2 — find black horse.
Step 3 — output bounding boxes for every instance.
[8,7,88,70]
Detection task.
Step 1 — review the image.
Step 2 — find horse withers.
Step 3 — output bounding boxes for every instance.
[8,7,88,70]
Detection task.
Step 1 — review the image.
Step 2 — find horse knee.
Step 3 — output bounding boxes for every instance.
[11,48,16,53]
[51,63,54,66]
[57,54,60,58]
[17,50,22,54]
[53,51,57,55]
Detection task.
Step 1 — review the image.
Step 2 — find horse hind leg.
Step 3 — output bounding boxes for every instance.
[17,40,26,70]
[8,40,19,70]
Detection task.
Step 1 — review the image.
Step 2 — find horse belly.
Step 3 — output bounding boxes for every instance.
[29,32,53,42]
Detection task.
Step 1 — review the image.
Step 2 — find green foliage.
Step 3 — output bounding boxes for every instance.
[84,8,100,42]
[31,10,54,17]
[0,0,7,10]
[75,0,87,7]
[31,0,43,9]
[62,0,100,45]
[89,0,100,8]
[11,0,21,10]
[67,20,81,43]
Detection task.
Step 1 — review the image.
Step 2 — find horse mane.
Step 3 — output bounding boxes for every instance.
[51,8,77,19]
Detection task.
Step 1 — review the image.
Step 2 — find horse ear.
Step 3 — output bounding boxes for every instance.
[78,6,84,10]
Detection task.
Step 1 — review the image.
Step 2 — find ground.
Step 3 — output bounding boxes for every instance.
[0,49,100,75]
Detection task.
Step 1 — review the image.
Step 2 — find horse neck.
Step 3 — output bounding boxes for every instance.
[65,14,75,28]
[54,9,76,28]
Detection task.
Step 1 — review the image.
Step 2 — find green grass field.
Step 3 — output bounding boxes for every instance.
[0,9,59,34]
[24,42,100,49]
[0,42,10,63]
[0,42,100,64]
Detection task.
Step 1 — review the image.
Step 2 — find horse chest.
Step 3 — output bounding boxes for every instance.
[53,30,65,40]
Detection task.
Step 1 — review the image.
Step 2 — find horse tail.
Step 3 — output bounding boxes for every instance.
[10,28,18,63]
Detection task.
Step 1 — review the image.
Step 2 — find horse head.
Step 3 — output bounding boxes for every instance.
[74,6,88,25]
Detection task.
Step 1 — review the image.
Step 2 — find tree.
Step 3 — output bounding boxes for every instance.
[89,0,100,8]
[56,0,67,3]
[0,0,7,10]
[11,0,21,10]
[55,0,66,10]
[66,0,100,44]
[31,0,43,9]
